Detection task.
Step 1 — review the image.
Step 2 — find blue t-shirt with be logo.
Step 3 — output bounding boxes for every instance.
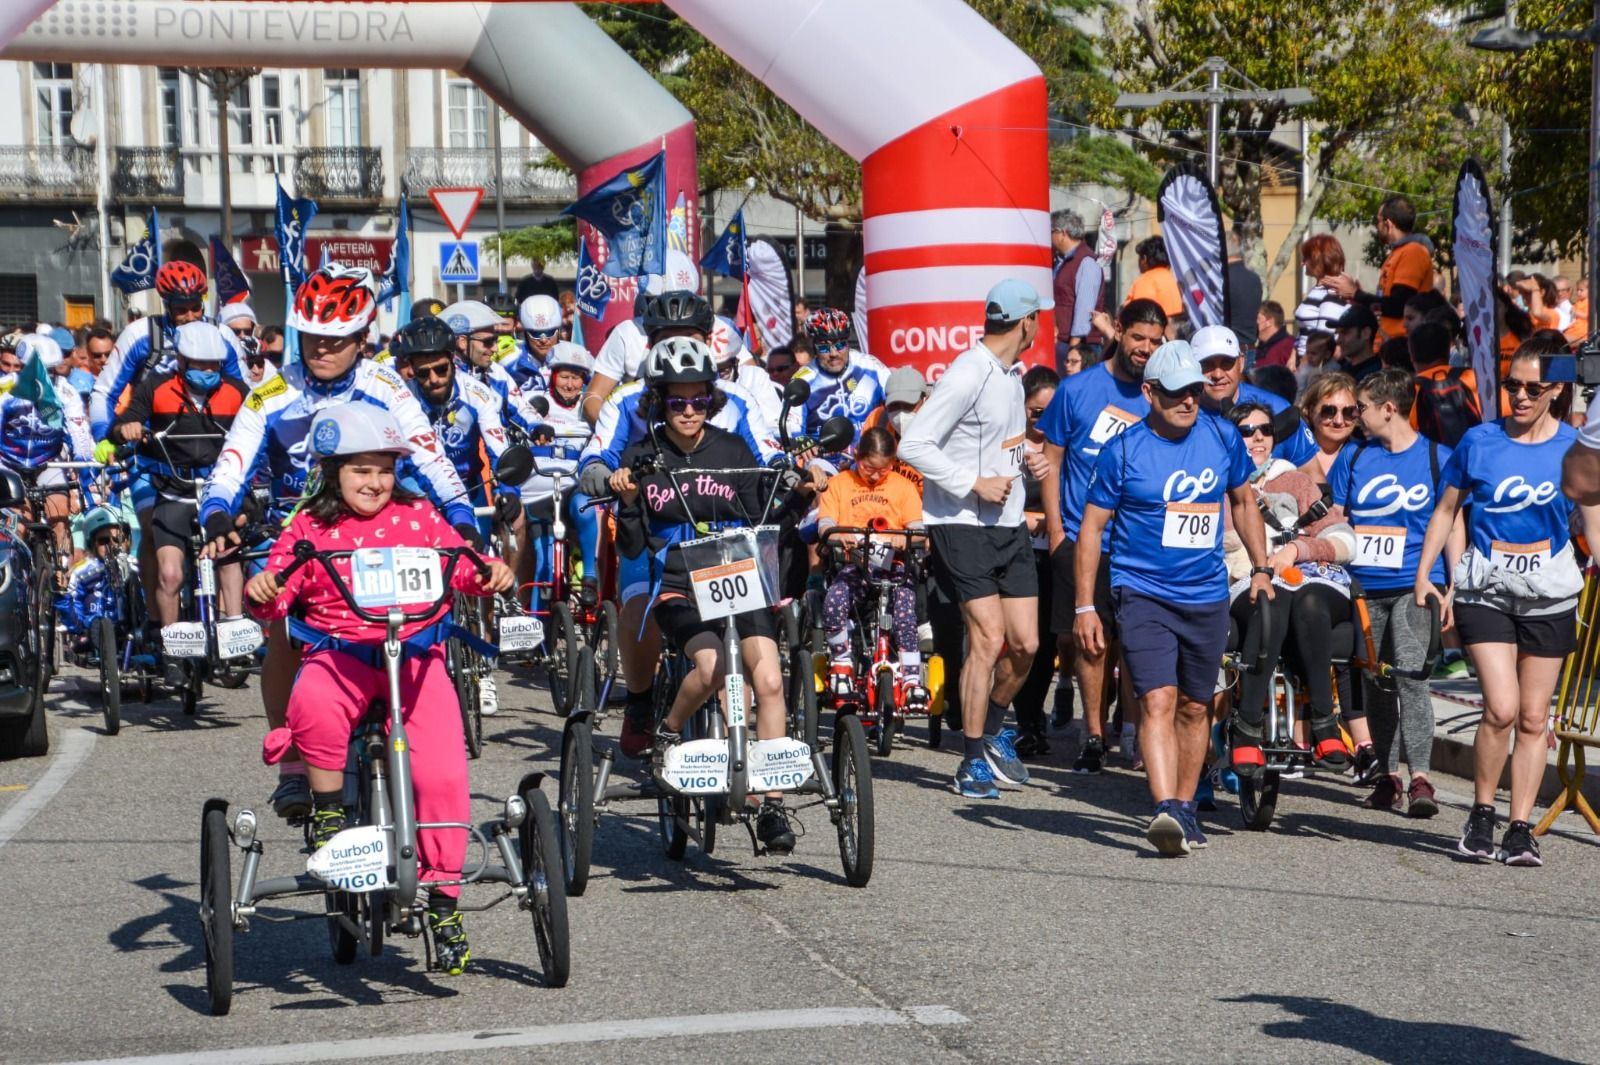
[1440,419,1576,564]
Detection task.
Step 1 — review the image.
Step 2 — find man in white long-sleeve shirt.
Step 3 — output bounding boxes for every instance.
[900,279,1042,800]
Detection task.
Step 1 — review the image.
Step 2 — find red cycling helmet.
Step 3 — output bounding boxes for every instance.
[288,264,377,338]
[804,307,852,346]
[155,261,208,302]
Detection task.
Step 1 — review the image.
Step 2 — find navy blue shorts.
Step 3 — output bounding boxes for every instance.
[1114,588,1229,704]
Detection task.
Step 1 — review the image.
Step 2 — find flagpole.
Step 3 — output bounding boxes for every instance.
[94,64,112,318]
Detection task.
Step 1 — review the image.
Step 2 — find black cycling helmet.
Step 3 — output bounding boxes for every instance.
[641,289,714,342]
[486,290,518,319]
[392,315,457,360]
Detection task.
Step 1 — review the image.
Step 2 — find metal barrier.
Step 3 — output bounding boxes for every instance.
[1535,573,1600,836]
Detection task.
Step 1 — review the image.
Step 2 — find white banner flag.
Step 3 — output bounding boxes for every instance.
[852,266,870,355]
[746,238,794,350]
[1157,164,1229,330]
[1453,159,1499,416]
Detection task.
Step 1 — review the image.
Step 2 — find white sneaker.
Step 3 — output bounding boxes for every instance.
[478,674,499,717]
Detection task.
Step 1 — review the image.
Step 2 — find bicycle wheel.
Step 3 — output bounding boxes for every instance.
[591,600,621,705]
[546,603,579,716]
[660,794,690,861]
[874,670,894,758]
[558,715,595,897]
[927,700,943,749]
[831,714,875,888]
[33,550,55,687]
[448,639,483,760]
[518,787,571,988]
[573,646,598,716]
[788,645,819,753]
[91,617,120,736]
[182,663,202,717]
[1238,770,1281,831]
[200,802,234,1016]
[325,891,358,965]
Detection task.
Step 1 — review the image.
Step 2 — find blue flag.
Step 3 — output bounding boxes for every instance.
[574,239,611,321]
[274,181,318,288]
[700,209,748,280]
[111,207,161,295]
[562,150,666,279]
[377,194,412,321]
[12,357,62,431]
[209,235,251,305]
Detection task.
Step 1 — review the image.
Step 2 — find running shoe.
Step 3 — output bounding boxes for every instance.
[478,674,498,717]
[954,758,1001,799]
[903,683,930,714]
[650,728,681,774]
[1177,799,1209,849]
[1013,731,1050,758]
[1194,770,1217,812]
[620,702,653,760]
[828,663,855,699]
[1073,734,1106,774]
[1122,725,1142,770]
[1498,820,1542,867]
[1458,804,1497,860]
[1363,773,1405,813]
[1050,684,1075,730]
[983,729,1030,787]
[162,655,186,689]
[1432,653,1469,681]
[429,908,471,975]
[578,577,600,610]
[269,773,313,820]
[1146,800,1190,856]
[1407,776,1439,819]
[756,800,796,854]
[1351,742,1382,786]
[308,806,347,850]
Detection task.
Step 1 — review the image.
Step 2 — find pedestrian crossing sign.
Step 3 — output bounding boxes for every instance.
[440,241,480,284]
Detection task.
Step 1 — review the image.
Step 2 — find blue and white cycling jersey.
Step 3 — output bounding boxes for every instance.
[408,371,511,491]
[62,556,115,634]
[787,349,889,448]
[578,377,783,476]
[465,359,544,440]
[0,374,96,476]
[498,342,550,394]
[198,359,474,530]
[90,315,243,438]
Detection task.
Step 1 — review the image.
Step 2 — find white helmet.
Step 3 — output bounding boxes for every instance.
[15,333,63,369]
[644,336,716,385]
[1189,324,1241,362]
[439,300,501,336]
[309,403,410,459]
[546,343,594,378]
[175,321,232,363]
[518,294,562,335]
[707,316,746,365]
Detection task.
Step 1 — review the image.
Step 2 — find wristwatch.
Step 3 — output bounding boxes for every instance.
[1250,565,1274,578]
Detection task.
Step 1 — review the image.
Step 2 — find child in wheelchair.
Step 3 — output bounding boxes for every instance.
[59,505,130,661]
[817,427,929,709]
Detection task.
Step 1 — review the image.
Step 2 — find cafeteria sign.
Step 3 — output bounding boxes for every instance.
[242,236,395,275]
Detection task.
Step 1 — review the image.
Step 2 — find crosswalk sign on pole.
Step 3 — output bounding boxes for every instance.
[440,240,480,284]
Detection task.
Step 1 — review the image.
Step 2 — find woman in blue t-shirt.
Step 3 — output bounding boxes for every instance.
[1414,337,1600,867]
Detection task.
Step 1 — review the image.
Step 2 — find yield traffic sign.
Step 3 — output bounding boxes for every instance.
[428,187,484,240]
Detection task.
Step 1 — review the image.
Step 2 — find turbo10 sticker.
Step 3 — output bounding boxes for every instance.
[660,739,730,794]
[748,737,814,792]
[305,824,392,892]
[160,621,208,659]
[497,615,544,653]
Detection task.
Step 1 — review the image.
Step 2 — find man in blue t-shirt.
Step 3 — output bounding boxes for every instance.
[1038,298,1167,773]
[1076,340,1275,856]
[1191,324,1319,469]
[1328,368,1461,815]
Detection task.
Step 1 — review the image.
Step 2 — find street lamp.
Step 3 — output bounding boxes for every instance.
[1470,7,1600,342]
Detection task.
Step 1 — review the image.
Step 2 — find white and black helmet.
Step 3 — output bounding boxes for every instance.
[645,336,716,385]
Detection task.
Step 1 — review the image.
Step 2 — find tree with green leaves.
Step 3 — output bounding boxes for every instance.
[1098,1,1488,287]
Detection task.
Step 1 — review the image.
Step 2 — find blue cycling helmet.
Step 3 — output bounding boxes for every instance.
[82,506,126,543]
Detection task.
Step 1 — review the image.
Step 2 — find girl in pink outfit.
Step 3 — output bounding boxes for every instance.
[246,403,512,975]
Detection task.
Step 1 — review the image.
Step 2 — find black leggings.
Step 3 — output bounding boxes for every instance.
[1230,581,1350,731]
[1229,590,1291,732]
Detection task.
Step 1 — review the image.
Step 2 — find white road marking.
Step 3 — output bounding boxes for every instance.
[46,1005,970,1065]
[0,727,94,852]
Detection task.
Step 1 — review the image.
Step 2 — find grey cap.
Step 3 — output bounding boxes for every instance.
[884,366,927,407]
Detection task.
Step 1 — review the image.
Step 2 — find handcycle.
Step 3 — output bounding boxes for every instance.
[197,539,569,1016]
[555,414,873,895]
[815,522,946,757]
[14,462,92,688]
[1221,576,1441,830]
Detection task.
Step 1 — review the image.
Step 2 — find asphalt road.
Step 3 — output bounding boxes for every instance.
[3,664,1598,1065]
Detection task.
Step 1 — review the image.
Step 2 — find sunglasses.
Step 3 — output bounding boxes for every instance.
[814,341,847,354]
[1237,423,1273,439]
[1025,406,1048,420]
[1154,383,1204,401]
[412,363,453,381]
[1317,404,1358,421]
[245,357,267,368]
[527,329,560,342]
[1502,380,1556,399]
[1199,356,1238,374]
[664,393,713,414]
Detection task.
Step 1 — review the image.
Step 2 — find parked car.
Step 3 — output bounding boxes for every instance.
[0,468,47,759]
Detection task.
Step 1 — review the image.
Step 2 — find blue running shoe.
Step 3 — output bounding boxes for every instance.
[954,758,1001,799]
[1146,800,1191,856]
[1178,799,1209,849]
[1216,764,1240,795]
[1195,770,1216,812]
[983,729,1030,787]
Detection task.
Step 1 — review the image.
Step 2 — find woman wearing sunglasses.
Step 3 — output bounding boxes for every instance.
[1414,334,1600,866]
[1300,372,1361,479]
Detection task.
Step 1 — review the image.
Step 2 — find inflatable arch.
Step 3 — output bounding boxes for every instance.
[5,0,1051,371]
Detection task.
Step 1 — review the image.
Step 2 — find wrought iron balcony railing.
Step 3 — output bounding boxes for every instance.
[293,146,384,203]
[402,147,575,203]
[110,146,184,201]
[0,145,96,200]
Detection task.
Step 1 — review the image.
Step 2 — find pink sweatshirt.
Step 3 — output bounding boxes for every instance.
[251,498,494,643]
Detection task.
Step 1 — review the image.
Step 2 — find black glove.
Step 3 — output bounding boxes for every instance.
[453,522,486,551]
[494,492,522,525]
[203,511,235,544]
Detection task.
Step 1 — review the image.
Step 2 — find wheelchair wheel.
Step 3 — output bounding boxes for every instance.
[592,600,620,704]
[832,713,875,887]
[447,639,483,760]
[518,786,571,988]
[558,715,594,897]
[200,801,234,1016]
[95,617,120,736]
[1238,770,1281,831]
[873,670,894,757]
[547,602,579,716]
[325,891,358,965]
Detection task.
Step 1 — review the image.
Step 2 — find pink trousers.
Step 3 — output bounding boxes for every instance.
[287,645,469,897]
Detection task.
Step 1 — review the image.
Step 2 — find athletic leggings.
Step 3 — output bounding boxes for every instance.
[286,645,468,898]
[1229,582,1349,731]
[823,565,917,663]
[1361,591,1436,775]
[1229,590,1291,732]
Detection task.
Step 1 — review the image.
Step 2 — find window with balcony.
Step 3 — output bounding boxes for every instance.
[446,80,489,149]
[158,68,181,147]
[33,62,73,147]
[325,69,362,148]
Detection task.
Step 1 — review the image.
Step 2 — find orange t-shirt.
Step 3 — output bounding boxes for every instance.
[818,468,923,531]
[1125,266,1185,320]
[1566,300,1589,345]
[1377,241,1435,340]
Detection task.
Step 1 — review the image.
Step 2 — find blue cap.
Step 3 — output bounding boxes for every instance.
[983,279,1041,324]
[50,326,74,352]
[1144,340,1205,391]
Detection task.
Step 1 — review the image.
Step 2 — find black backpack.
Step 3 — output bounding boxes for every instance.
[1413,367,1481,447]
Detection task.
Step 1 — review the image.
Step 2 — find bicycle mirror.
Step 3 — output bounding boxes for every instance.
[497,445,535,487]
[817,415,855,453]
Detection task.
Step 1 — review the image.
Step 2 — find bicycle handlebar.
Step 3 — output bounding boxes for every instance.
[272,540,493,627]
